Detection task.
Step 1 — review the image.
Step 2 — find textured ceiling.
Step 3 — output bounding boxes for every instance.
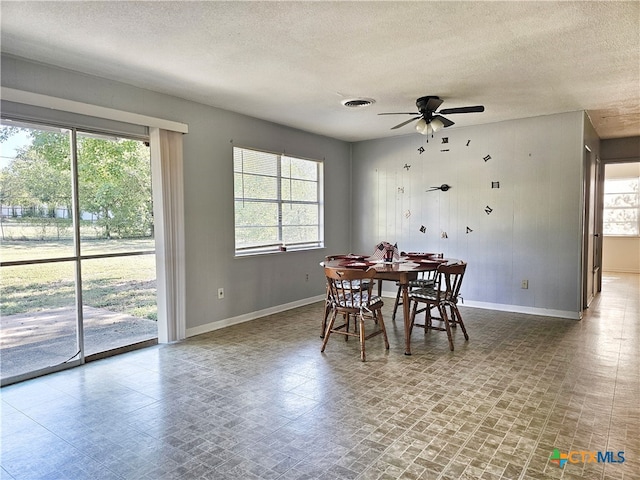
[1,1,639,142]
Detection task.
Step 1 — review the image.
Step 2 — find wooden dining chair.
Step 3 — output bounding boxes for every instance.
[321,255,373,338]
[391,268,437,321]
[322,266,389,361]
[408,262,468,351]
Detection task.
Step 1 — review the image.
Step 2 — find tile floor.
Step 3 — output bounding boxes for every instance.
[1,273,638,480]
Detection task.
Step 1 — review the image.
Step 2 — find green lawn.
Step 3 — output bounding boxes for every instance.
[1,239,157,320]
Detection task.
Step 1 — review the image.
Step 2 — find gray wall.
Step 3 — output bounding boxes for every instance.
[2,54,608,324]
[601,136,640,163]
[1,55,351,334]
[351,112,587,317]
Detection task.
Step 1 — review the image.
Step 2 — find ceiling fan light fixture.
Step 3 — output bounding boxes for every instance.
[415,118,428,135]
[380,96,485,132]
[430,118,445,132]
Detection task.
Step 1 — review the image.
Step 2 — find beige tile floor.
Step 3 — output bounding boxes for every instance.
[1,273,638,480]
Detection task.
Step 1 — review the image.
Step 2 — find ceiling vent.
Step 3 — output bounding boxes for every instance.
[342,98,375,108]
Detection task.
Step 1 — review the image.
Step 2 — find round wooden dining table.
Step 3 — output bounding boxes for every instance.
[323,255,457,355]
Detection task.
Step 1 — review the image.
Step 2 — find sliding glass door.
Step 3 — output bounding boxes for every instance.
[0,120,157,384]
[76,131,157,358]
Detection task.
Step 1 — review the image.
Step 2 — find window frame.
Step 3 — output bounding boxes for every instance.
[233,146,324,256]
[602,176,640,237]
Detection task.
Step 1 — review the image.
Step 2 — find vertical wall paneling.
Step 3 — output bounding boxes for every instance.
[351,112,586,317]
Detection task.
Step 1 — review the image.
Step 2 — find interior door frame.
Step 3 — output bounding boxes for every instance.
[593,155,604,294]
[581,145,601,310]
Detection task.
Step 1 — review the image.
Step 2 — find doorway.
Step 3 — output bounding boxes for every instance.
[601,162,640,276]
[582,146,601,309]
[0,120,158,385]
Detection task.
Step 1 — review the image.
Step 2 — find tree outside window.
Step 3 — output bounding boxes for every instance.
[603,177,639,236]
[233,146,323,255]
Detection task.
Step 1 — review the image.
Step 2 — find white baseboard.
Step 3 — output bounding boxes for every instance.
[188,290,581,338]
[186,294,325,338]
[461,300,581,320]
[380,289,581,320]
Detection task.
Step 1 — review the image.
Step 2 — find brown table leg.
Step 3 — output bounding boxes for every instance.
[402,282,412,355]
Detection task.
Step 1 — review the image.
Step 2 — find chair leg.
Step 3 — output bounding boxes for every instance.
[452,304,469,341]
[321,284,332,338]
[321,301,331,338]
[409,299,419,337]
[438,304,455,351]
[359,314,366,362]
[321,310,338,352]
[447,304,456,327]
[377,308,389,350]
[392,285,402,321]
[425,303,433,330]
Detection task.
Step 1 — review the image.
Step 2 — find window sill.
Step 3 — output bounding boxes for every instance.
[234,245,324,258]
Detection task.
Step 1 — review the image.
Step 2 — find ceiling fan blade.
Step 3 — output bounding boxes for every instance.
[425,97,444,111]
[391,117,421,130]
[378,112,420,116]
[433,115,455,128]
[438,105,485,115]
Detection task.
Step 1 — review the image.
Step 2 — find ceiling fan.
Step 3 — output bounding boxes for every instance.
[379,96,485,134]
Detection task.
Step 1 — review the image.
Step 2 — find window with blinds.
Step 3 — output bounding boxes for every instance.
[233,146,323,255]
[603,177,639,236]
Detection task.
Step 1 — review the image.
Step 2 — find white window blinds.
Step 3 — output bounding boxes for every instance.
[233,147,323,255]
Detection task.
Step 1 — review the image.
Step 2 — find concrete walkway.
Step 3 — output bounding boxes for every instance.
[1,307,157,380]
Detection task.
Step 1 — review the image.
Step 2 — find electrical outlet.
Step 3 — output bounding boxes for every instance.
[521,280,528,289]
[305,273,309,282]
[217,288,224,299]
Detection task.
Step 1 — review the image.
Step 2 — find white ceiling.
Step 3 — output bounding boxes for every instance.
[1,1,639,142]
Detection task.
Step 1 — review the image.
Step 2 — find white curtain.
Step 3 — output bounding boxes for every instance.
[150,128,186,342]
